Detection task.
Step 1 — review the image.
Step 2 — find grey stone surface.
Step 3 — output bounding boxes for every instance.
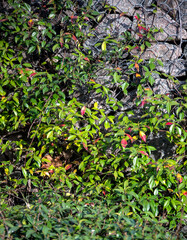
[157,60,187,77]
[95,14,132,38]
[106,0,137,16]
[141,43,182,61]
[132,8,187,41]
[143,8,187,41]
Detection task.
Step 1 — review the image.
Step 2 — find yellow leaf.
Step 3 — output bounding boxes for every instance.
[127,212,133,216]
[94,102,98,108]
[101,41,106,51]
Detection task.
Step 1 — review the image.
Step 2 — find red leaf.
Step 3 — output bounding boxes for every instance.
[125,133,134,143]
[146,161,154,165]
[0,19,8,22]
[139,131,146,142]
[121,139,127,148]
[94,138,100,144]
[65,164,72,171]
[72,35,77,41]
[81,106,86,116]
[139,151,149,157]
[135,15,140,20]
[103,191,106,196]
[83,142,88,151]
[139,100,147,107]
[166,122,173,126]
[84,57,89,61]
[71,16,78,20]
[60,42,63,48]
[183,191,187,196]
[177,173,183,183]
[84,17,89,21]
[137,33,143,38]
[30,72,37,77]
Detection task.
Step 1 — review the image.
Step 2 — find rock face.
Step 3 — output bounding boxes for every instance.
[88,0,187,78]
[82,0,187,160]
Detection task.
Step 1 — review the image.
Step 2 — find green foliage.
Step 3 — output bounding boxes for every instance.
[0,190,181,239]
[0,0,186,238]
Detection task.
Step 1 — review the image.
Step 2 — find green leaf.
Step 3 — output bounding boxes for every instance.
[148,75,155,85]
[42,226,49,236]
[22,167,27,178]
[145,41,151,47]
[163,199,170,209]
[104,121,110,130]
[28,45,36,54]
[166,102,171,114]
[67,135,76,140]
[157,59,164,67]
[0,86,6,96]
[47,131,53,139]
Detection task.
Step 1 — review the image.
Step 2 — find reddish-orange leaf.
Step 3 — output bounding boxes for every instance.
[81,106,86,116]
[121,139,127,148]
[70,15,78,23]
[65,164,72,171]
[94,138,100,144]
[120,12,127,17]
[135,63,139,72]
[72,35,77,41]
[125,133,134,143]
[28,19,34,28]
[0,19,8,22]
[139,131,146,142]
[183,191,187,196]
[84,17,89,21]
[70,15,78,19]
[83,142,88,151]
[116,67,122,71]
[137,33,143,38]
[84,57,89,61]
[139,150,149,157]
[176,173,183,183]
[60,40,63,48]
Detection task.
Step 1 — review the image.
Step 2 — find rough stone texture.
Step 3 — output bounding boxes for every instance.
[153,77,173,95]
[106,0,138,16]
[95,14,132,38]
[157,60,187,77]
[134,8,187,41]
[157,0,187,30]
[141,43,182,61]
